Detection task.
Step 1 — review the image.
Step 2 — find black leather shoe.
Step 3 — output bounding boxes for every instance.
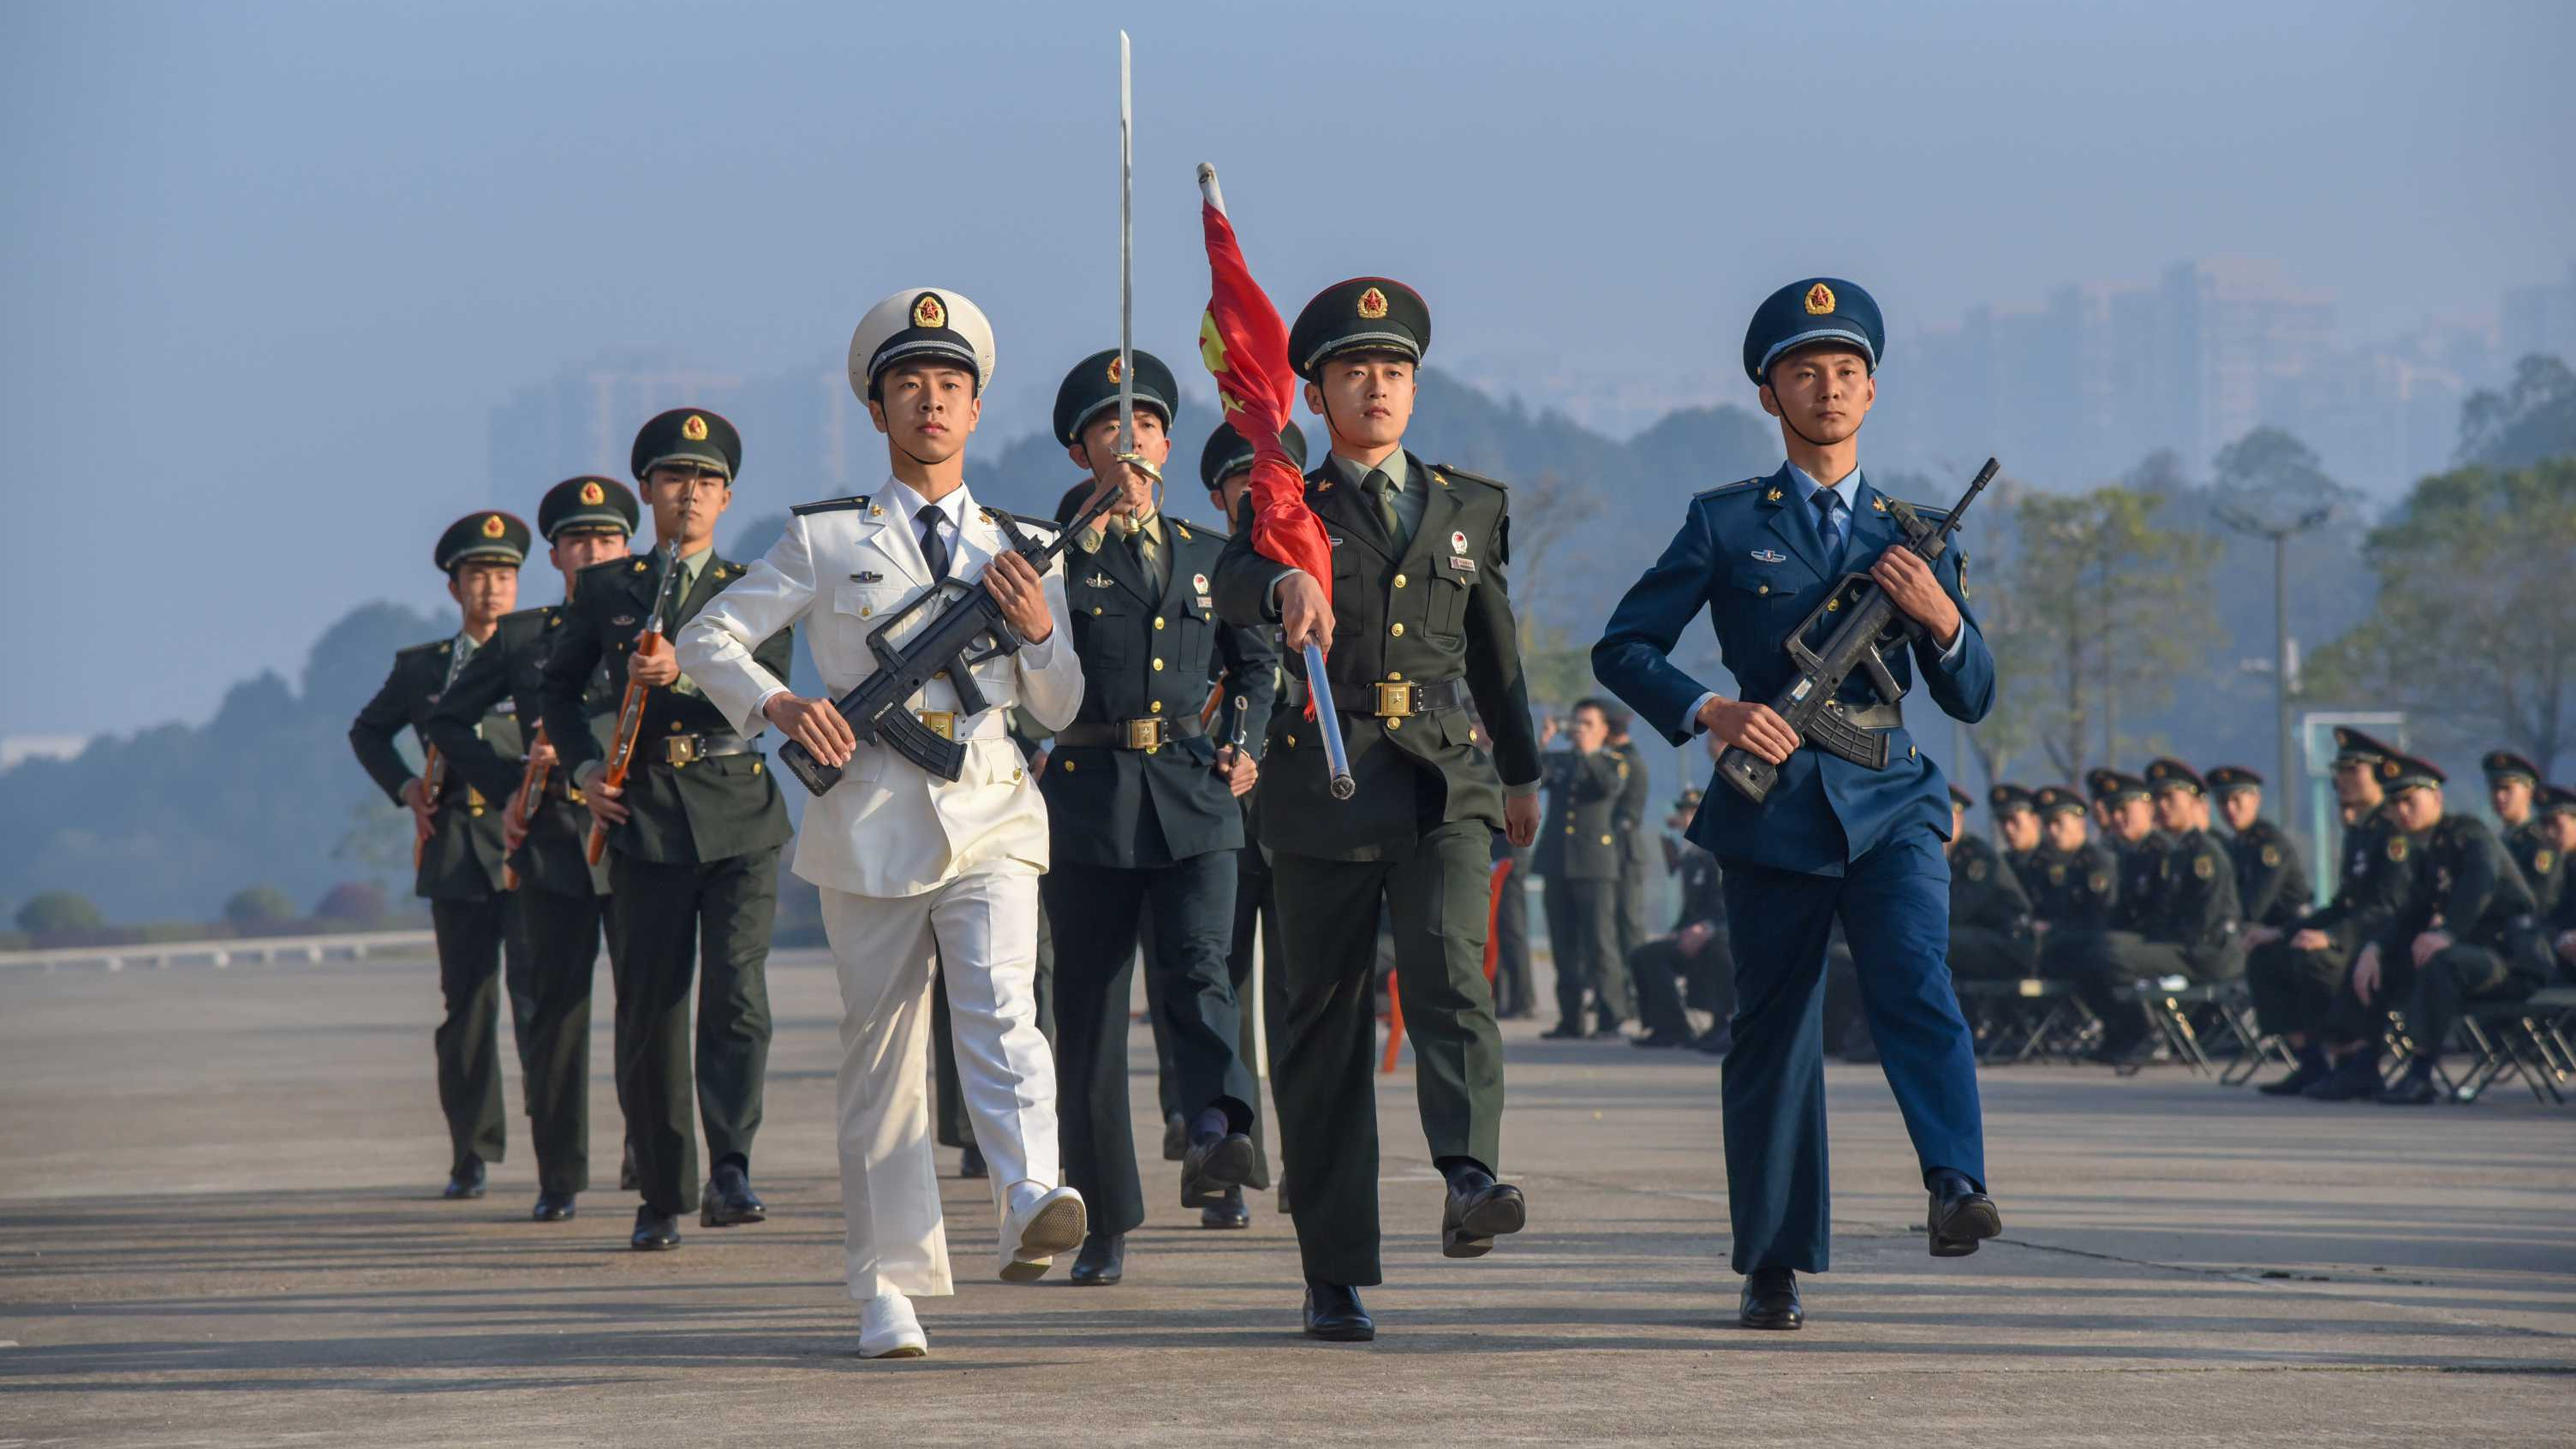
[630,1208,682,1251]
[1440,1167,1528,1259]
[701,1161,766,1227]
[1926,1169,2002,1258]
[1739,1267,1802,1330]
[1161,1112,1190,1162]
[1539,1023,1586,1041]
[531,1191,576,1222]
[1201,1185,1251,1229]
[2376,1069,2442,1106]
[1631,1031,1689,1050]
[1069,1231,1125,1285]
[958,1142,987,1179]
[1181,1131,1255,1208]
[1303,1280,1375,1342]
[2303,1052,2384,1101]
[2259,1047,2331,1096]
[443,1156,486,1200]
[1589,1024,1628,1041]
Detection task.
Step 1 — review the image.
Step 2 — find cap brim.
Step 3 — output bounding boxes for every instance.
[870,338,984,383]
[1758,329,1878,379]
[636,452,732,480]
[1066,394,1173,444]
[1299,331,1423,373]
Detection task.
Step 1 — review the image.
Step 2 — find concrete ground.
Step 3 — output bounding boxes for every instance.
[2,947,2570,1447]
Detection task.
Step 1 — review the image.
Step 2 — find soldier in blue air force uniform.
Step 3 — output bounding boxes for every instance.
[1592,278,2001,1332]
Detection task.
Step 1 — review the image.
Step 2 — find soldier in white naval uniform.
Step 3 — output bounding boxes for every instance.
[677,288,1086,1359]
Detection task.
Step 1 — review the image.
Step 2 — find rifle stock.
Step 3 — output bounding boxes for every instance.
[503,724,550,891]
[1714,457,2000,805]
[414,745,445,868]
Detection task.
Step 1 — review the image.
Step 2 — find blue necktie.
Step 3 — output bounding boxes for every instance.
[1810,488,1846,569]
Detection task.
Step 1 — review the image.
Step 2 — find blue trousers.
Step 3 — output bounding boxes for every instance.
[1718,826,1985,1273]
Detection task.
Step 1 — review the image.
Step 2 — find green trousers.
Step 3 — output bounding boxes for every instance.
[515,887,610,1196]
[1267,820,1505,1286]
[605,848,778,1215]
[428,896,524,1174]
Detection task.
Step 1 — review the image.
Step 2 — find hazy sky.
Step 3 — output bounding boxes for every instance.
[6,0,2571,738]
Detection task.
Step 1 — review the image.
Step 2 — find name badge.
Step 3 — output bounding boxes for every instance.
[1449,556,1477,573]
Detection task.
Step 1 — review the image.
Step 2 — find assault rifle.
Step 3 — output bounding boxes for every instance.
[587,540,677,864]
[1714,457,1999,805]
[502,724,548,891]
[778,488,1120,795]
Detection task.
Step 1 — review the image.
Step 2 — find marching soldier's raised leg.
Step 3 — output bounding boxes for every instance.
[1212,278,1542,1341]
[541,408,794,1250]
[351,511,535,1199]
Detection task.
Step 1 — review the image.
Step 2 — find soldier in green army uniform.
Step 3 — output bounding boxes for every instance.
[540,408,795,1251]
[423,477,640,1220]
[1211,276,1542,1342]
[2050,762,2244,1064]
[1989,784,2042,887]
[2538,784,2576,972]
[2245,729,2417,1097]
[1535,701,1633,1040]
[2097,770,2169,936]
[1037,348,1279,1285]
[1199,418,1309,1221]
[2311,754,2555,1104]
[1606,707,1655,1017]
[2206,766,2311,940]
[349,510,533,1200]
[1944,784,2036,982]
[2023,785,2116,936]
[2484,751,2562,916]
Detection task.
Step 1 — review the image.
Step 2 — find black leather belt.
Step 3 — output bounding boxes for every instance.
[1337,677,1471,719]
[1056,715,1210,750]
[653,730,757,767]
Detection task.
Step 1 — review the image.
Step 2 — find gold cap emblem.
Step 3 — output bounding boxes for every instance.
[1357,286,1390,320]
[579,480,605,505]
[480,514,506,539]
[1106,355,1124,385]
[912,292,947,330]
[1804,282,1835,315]
[681,414,709,442]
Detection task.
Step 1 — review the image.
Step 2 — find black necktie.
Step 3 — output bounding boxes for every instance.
[916,504,951,580]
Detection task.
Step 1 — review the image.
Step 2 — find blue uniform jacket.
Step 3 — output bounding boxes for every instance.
[1592,464,1995,877]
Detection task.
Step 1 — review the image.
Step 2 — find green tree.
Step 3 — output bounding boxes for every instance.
[1983,484,2221,781]
[15,891,105,936]
[2457,355,2576,469]
[224,885,299,927]
[2304,458,2576,774]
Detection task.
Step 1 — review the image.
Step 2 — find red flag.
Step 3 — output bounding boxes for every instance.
[1197,169,1333,627]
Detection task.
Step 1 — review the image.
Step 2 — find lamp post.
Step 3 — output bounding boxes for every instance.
[2212,503,2332,846]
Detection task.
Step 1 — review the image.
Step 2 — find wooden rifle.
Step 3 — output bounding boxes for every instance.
[587,540,677,864]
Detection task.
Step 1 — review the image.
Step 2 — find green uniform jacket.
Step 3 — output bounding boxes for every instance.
[2026,840,2117,930]
[2152,827,2242,954]
[2108,831,2172,933]
[1212,455,1541,861]
[1609,738,1655,873]
[538,551,794,866]
[1044,515,1279,868]
[423,604,621,897]
[1948,833,2032,934]
[2297,804,2418,953]
[349,636,522,901]
[2379,814,2539,961]
[2227,819,2311,930]
[2504,817,2563,922]
[1530,748,1624,880]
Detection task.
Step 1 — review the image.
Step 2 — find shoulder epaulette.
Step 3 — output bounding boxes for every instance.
[1694,477,1764,500]
[792,494,869,516]
[1429,462,1509,492]
[982,507,1062,534]
[583,553,648,581]
[1166,516,1229,544]
[396,637,451,659]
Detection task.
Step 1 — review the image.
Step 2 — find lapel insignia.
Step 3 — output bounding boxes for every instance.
[1175,523,1191,541]
[1766,486,1784,502]
[632,559,649,573]
[1752,548,1786,564]
[851,570,883,583]
[1450,528,1470,557]
[1192,572,1209,594]
[1871,496,1888,513]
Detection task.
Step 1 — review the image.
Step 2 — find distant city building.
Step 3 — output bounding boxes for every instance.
[2501,262,2576,367]
[488,351,862,497]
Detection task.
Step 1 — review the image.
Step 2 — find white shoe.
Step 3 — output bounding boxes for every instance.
[858,1291,927,1359]
[997,1182,1086,1283]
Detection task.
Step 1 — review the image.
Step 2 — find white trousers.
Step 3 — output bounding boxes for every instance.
[819,866,1060,1299]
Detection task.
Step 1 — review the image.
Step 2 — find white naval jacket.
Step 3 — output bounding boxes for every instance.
[676,482,1083,898]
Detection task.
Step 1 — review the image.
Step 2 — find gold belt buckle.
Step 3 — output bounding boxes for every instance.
[916,710,956,742]
[1374,681,1414,718]
[664,734,701,767]
[1124,717,1166,750]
